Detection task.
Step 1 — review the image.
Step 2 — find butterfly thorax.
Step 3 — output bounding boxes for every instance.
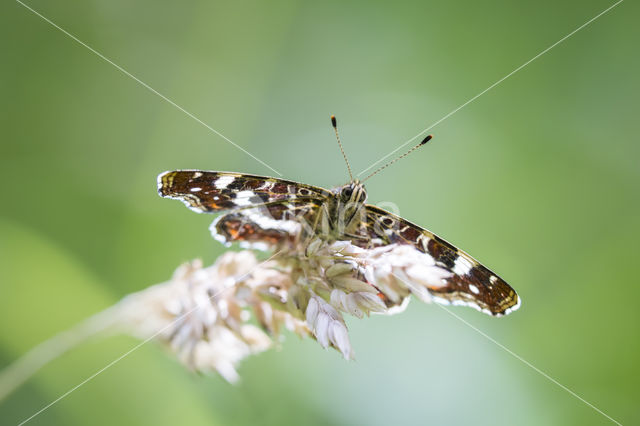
[320,181,368,239]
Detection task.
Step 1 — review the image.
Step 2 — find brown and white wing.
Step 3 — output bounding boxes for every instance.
[211,198,323,250]
[361,205,520,316]
[157,171,331,213]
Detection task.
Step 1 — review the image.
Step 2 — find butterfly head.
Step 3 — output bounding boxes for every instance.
[338,180,367,205]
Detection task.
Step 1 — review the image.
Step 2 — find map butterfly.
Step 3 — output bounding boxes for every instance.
[158,117,520,316]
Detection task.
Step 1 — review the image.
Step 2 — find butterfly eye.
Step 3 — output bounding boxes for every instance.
[340,186,353,201]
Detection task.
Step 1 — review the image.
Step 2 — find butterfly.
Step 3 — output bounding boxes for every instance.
[158,117,520,316]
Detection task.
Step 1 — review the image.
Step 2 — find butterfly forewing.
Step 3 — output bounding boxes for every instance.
[158,171,331,213]
[363,205,520,316]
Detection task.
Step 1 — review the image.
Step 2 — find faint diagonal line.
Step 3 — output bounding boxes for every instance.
[15,0,283,177]
[357,0,624,177]
[435,304,622,425]
[17,250,284,426]
[390,272,622,426]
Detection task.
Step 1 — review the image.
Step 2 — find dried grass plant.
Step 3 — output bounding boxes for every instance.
[0,237,451,400]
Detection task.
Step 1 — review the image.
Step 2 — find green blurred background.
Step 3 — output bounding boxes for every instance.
[1,0,638,424]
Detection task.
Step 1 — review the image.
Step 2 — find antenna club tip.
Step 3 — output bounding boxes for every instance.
[421,134,433,145]
[331,115,337,127]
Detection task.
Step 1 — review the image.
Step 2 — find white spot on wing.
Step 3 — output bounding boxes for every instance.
[193,172,203,178]
[214,176,235,189]
[233,190,256,206]
[469,284,480,294]
[246,211,300,234]
[190,187,202,192]
[452,256,473,276]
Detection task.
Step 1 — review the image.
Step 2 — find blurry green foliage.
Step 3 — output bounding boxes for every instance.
[1,0,638,424]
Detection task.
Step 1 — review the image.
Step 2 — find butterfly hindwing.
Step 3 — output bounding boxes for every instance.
[158,171,331,213]
[212,198,323,249]
[362,205,520,316]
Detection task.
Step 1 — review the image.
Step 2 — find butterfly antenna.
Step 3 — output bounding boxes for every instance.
[362,134,433,182]
[331,115,354,182]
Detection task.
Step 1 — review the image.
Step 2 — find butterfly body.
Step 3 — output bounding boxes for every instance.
[158,170,520,316]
